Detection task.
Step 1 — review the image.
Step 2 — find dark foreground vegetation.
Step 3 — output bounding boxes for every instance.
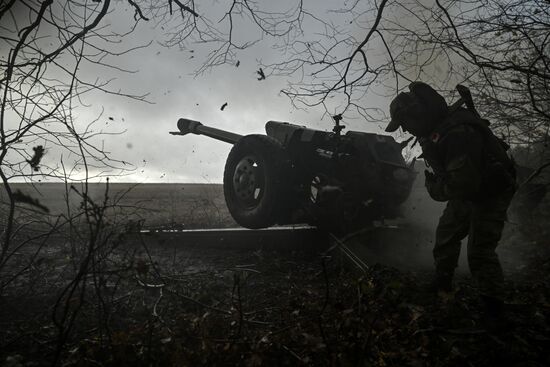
[1,224,549,367]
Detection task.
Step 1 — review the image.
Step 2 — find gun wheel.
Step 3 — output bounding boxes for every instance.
[223,135,289,229]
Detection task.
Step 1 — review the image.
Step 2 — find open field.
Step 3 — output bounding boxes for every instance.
[0,183,236,230]
[1,178,547,273]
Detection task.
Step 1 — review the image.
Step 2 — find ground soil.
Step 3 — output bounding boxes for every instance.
[1,227,549,367]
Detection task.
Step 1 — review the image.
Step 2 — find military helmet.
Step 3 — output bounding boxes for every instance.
[386,92,418,132]
[386,82,448,133]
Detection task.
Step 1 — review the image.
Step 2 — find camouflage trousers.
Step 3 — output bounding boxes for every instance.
[433,189,515,299]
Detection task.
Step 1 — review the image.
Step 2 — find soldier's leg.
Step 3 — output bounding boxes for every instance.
[468,191,514,300]
[433,199,471,281]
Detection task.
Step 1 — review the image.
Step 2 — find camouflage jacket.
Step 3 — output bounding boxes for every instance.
[419,108,516,202]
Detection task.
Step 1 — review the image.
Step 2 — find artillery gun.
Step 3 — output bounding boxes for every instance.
[171,117,415,233]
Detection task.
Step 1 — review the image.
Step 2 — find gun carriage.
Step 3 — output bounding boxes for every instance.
[171,117,415,233]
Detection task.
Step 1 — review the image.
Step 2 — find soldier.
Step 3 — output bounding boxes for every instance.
[385,82,516,321]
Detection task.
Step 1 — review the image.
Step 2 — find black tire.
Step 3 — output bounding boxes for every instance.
[223,135,290,229]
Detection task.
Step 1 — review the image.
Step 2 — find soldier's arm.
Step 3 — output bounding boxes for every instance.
[429,126,484,201]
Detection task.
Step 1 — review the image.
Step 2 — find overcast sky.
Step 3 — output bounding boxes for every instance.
[87,1,404,183]
[7,1,401,183]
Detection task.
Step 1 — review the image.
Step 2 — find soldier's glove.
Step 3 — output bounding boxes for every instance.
[424,170,448,202]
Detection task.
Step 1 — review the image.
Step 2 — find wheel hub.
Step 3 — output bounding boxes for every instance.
[233,156,261,203]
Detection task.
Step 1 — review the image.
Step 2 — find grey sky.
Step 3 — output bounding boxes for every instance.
[4,0,406,183]
[69,1,397,183]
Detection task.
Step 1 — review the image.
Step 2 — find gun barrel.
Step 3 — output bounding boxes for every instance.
[174,118,243,144]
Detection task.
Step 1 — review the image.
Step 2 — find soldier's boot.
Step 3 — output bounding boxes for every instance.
[481,295,516,332]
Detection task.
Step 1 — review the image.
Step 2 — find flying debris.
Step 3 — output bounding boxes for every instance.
[236,60,240,67]
[27,145,45,172]
[221,102,228,111]
[256,68,266,80]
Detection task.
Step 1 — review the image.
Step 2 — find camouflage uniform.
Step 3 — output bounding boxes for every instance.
[419,108,516,299]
